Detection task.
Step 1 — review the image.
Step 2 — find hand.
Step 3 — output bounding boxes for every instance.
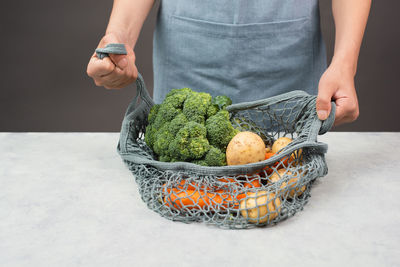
[87,33,138,89]
[316,61,360,126]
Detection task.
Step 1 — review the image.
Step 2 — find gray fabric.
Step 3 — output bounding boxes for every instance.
[116,74,335,228]
[95,43,127,59]
[153,0,327,104]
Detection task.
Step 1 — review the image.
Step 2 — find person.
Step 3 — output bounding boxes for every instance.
[87,0,371,126]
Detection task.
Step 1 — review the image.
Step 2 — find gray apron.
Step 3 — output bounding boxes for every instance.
[152,0,327,104]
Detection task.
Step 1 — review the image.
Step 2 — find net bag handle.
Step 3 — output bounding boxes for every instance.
[226,90,336,138]
[95,44,154,154]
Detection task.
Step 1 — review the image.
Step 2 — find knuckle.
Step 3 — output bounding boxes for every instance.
[352,109,360,121]
[87,65,96,77]
[126,70,134,80]
[347,103,358,113]
[105,64,115,73]
[345,104,359,121]
[86,68,93,77]
[316,99,329,110]
[94,80,102,86]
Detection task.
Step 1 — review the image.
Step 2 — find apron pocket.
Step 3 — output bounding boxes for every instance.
[163,15,313,102]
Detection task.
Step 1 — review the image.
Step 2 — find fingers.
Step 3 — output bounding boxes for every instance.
[333,96,359,126]
[316,76,336,121]
[109,44,137,75]
[109,53,129,70]
[87,43,138,89]
[95,65,137,89]
[87,55,115,77]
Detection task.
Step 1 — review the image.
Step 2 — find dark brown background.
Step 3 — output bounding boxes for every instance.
[1,0,399,132]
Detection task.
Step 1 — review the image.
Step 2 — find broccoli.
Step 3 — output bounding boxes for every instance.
[145,104,180,150]
[192,159,208,166]
[207,95,232,117]
[153,123,174,156]
[206,104,219,118]
[168,113,188,136]
[168,121,210,161]
[144,88,237,166]
[183,92,212,123]
[206,110,239,150]
[145,104,162,149]
[204,146,226,166]
[148,104,161,124]
[163,88,192,108]
[152,102,181,129]
[144,124,157,149]
[165,87,192,99]
[192,146,226,166]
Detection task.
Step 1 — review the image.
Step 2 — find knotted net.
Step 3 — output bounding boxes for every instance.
[116,73,335,229]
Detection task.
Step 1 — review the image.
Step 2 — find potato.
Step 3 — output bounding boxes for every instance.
[240,191,281,223]
[226,131,265,166]
[272,136,302,161]
[272,137,293,153]
[269,168,306,198]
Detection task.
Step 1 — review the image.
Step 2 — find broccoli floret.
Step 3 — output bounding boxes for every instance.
[153,124,175,156]
[191,147,226,166]
[206,104,219,118]
[148,104,161,124]
[183,92,212,122]
[168,113,188,136]
[159,155,171,162]
[206,110,239,150]
[168,121,210,161]
[144,124,157,149]
[145,104,180,150]
[186,121,207,137]
[192,159,208,166]
[207,95,232,118]
[168,136,191,161]
[188,137,210,159]
[152,102,181,129]
[165,88,192,99]
[204,146,226,166]
[163,88,192,109]
[212,95,232,110]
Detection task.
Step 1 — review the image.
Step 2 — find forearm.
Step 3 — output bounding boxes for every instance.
[105,0,155,48]
[331,0,371,76]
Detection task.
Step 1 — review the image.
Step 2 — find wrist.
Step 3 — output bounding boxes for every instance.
[104,29,136,48]
[330,52,358,77]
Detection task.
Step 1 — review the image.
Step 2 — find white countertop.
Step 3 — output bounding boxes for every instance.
[1,132,399,267]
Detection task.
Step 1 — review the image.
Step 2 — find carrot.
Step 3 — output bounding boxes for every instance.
[243,178,262,188]
[263,152,290,174]
[265,152,275,160]
[164,188,239,210]
[217,177,236,183]
[163,177,263,211]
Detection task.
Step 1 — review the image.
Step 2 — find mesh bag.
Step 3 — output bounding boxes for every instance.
[117,74,335,229]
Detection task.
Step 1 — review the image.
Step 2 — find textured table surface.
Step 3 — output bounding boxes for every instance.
[1,132,399,267]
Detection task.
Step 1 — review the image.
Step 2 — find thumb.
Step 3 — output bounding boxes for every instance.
[109,53,128,70]
[316,83,334,121]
